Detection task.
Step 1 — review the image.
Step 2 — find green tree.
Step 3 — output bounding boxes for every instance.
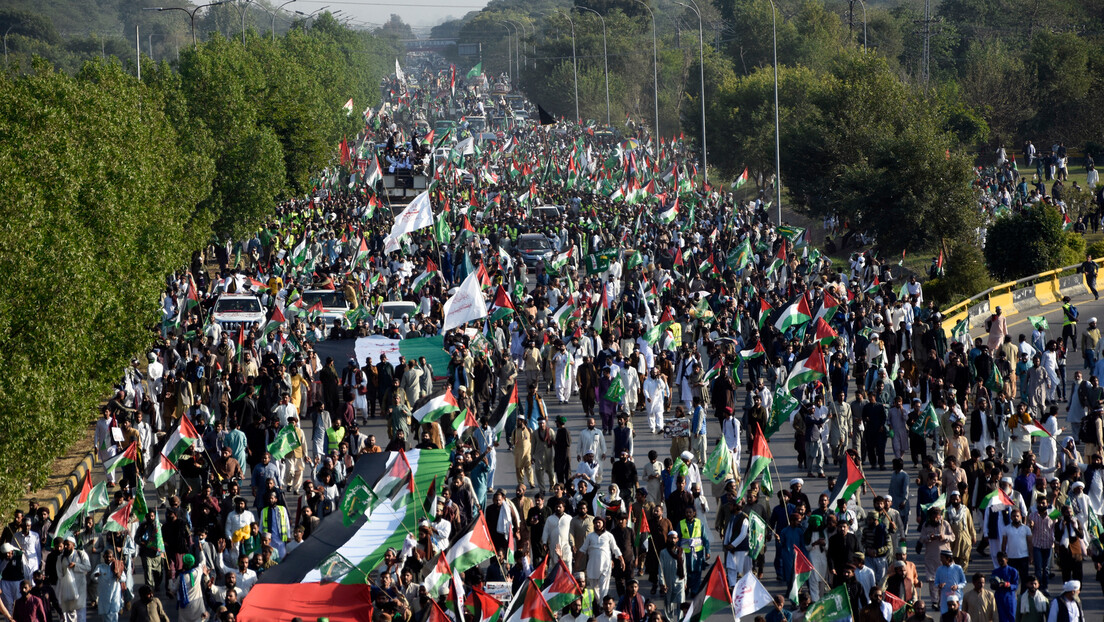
[984,206,1069,280]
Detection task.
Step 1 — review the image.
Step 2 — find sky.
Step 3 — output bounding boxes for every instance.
[290,0,490,32]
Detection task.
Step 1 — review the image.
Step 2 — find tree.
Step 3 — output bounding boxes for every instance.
[984,206,1069,281]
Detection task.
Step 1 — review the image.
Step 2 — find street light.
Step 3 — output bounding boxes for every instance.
[143,1,227,49]
[295,7,328,29]
[500,21,516,80]
[633,0,660,143]
[554,9,581,125]
[226,0,253,45]
[574,5,610,127]
[3,25,14,65]
[676,0,708,190]
[764,0,783,224]
[852,0,868,52]
[255,0,296,41]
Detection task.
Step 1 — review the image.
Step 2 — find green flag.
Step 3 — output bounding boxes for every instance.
[267,424,302,460]
[766,387,800,438]
[605,374,626,402]
[806,586,853,622]
[1028,316,1048,331]
[340,474,376,527]
[466,63,483,79]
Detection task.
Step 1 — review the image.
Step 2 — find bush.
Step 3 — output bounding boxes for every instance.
[926,241,996,307]
[1061,232,1087,268]
[1088,240,1104,260]
[984,206,1069,281]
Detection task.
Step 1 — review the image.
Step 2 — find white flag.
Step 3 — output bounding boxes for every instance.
[454,136,475,156]
[731,572,773,618]
[384,190,435,253]
[395,59,405,82]
[443,272,488,331]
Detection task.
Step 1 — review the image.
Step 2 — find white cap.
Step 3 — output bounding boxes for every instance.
[680,451,694,461]
[1092,317,1098,324]
[1063,580,1081,593]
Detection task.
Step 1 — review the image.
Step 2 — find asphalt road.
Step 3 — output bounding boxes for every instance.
[77,285,1104,621]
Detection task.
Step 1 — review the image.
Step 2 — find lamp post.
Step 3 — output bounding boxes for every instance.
[294,7,327,29]
[498,22,514,81]
[4,25,14,65]
[633,0,660,143]
[227,0,252,44]
[554,9,581,124]
[676,0,707,189]
[143,1,227,49]
[856,0,867,52]
[763,0,783,224]
[574,5,610,127]
[257,0,296,41]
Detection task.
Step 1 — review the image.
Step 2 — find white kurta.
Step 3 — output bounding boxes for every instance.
[580,530,622,598]
[642,377,668,433]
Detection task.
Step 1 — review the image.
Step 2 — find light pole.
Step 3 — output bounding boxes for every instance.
[857,0,867,52]
[574,5,610,127]
[257,0,296,41]
[763,0,783,224]
[295,7,327,29]
[3,25,14,65]
[144,2,227,49]
[227,0,252,44]
[633,0,660,143]
[554,9,581,124]
[498,22,514,81]
[676,0,708,190]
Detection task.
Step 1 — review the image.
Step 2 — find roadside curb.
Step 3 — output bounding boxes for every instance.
[45,451,95,519]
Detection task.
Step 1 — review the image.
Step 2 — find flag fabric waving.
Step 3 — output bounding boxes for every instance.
[828,453,865,508]
[446,513,496,574]
[788,545,815,602]
[681,559,732,622]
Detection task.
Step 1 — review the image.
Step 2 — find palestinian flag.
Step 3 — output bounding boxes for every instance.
[658,200,679,224]
[865,276,881,294]
[767,241,787,275]
[102,499,134,533]
[1023,420,1057,438]
[162,414,199,463]
[530,556,551,589]
[103,441,138,476]
[698,253,715,274]
[731,167,749,189]
[681,560,731,622]
[757,298,773,330]
[262,305,287,339]
[827,453,865,508]
[813,317,839,346]
[739,341,766,359]
[702,359,724,383]
[414,388,461,423]
[54,474,109,537]
[446,513,496,574]
[374,450,414,503]
[490,285,517,322]
[412,258,440,293]
[541,559,582,610]
[506,580,556,622]
[813,292,841,324]
[593,288,609,331]
[884,590,907,622]
[147,454,178,488]
[451,408,479,440]
[980,487,1015,510]
[738,425,774,500]
[467,587,504,622]
[1028,316,1048,331]
[784,347,827,392]
[490,383,519,438]
[424,552,453,599]
[788,545,815,602]
[774,294,812,332]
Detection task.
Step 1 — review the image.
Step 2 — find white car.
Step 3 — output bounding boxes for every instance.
[211,293,265,333]
[299,289,350,326]
[379,300,418,324]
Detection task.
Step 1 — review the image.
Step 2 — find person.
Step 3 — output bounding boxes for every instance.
[129,586,170,622]
[999,511,1030,587]
[55,536,89,622]
[857,587,892,622]
[766,595,792,622]
[962,574,995,622]
[92,550,124,622]
[934,550,966,614]
[1045,581,1082,622]
[678,506,709,595]
[991,553,1017,622]
[943,594,970,622]
[1015,576,1047,622]
[580,516,623,599]
[175,554,204,622]
[1082,256,1099,301]
[656,531,684,622]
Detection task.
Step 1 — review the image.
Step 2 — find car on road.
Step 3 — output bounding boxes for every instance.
[379,300,419,324]
[299,289,350,326]
[515,233,554,267]
[532,205,564,221]
[211,293,265,333]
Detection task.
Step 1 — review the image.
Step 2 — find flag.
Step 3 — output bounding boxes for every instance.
[541,559,582,610]
[506,580,556,622]
[605,373,626,402]
[102,499,134,532]
[424,552,453,599]
[980,487,1015,510]
[414,388,461,423]
[909,402,941,436]
[1028,316,1049,331]
[731,167,749,189]
[766,386,800,438]
[767,241,787,275]
[683,560,733,622]
[103,441,138,476]
[737,426,773,500]
[54,474,98,536]
[374,451,414,502]
[162,414,199,463]
[446,513,496,574]
[813,292,841,324]
[340,474,376,527]
[530,556,551,590]
[828,453,865,508]
[785,347,827,392]
[147,454,178,488]
[884,590,907,622]
[443,272,489,331]
[384,190,435,253]
[704,436,734,483]
[658,201,679,224]
[757,299,773,330]
[342,98,354,115]
[920,493,947,513]
[813,317,838,346]
[490,285,517,322]
[727,238,752,272]
[412,258,441,293]
[262,305,287,339]
[267,424,302,460]
[467,587,504,622]
[788,546,815,602]
[451,408,479,440]
[1022,420,1056,438]
[466,62,483,79]
[774,295,813,332]
[806,586,853,622]
[490,383,519,438]
[365,154,383,187]
[748,512,767,559]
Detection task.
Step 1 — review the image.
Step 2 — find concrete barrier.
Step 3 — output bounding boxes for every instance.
[45,452,95,519]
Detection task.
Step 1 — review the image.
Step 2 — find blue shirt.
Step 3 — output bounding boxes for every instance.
[934,563,967,613]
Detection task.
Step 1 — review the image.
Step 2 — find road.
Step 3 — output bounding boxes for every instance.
[74,285,1104,620]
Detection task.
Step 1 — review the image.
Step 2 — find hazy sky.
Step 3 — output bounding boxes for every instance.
[292,0,490,32]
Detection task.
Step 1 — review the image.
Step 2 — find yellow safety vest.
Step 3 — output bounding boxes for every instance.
[680,518,703,553]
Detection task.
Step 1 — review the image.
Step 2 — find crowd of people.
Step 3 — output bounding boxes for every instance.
[6,59,1102,622]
